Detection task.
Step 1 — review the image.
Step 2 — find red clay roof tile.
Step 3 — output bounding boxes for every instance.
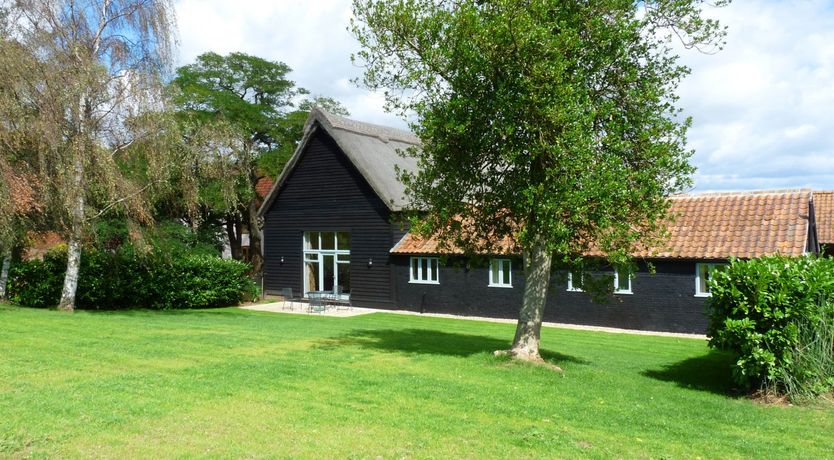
[391,190,814,259]
[255,176,275,199]
[815,191,834,245]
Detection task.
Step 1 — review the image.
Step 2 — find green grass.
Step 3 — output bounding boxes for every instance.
[1,304,831,459]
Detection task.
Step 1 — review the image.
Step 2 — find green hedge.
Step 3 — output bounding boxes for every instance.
[8,248,258,310]
[707,255,834,399]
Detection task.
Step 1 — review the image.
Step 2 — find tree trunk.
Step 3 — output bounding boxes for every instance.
[0,252,11,299]
[58,237,82,312]
[59,155,85,312]
[246,195,263,275]
[226,216,242,260]
[508,235,553,362]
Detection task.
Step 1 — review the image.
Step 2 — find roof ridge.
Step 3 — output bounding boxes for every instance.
[672,188,812,199]
[312,107,421,145]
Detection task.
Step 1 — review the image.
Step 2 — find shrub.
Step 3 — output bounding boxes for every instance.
[707,255,834,399]
[8,248,258,310]
[6,255,64,308]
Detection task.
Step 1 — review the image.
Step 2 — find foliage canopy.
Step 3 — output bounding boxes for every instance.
[352,0,728,359]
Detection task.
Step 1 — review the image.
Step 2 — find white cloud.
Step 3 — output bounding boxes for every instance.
[174,0,407,129]
[679,0,834,191]
[175,1,834,191]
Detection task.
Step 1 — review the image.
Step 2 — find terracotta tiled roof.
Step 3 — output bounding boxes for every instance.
[391,232,516,256]
[255,176,274,199]
[646,190,811,259]
[391,190,814,259]
[815,191,834,245]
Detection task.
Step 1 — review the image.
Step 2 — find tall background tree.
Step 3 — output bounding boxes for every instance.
[171,52,348,274]
[1,0,180,311]
[352,0,728,363]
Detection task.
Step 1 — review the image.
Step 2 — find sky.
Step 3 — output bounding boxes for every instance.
[174,0,834,193]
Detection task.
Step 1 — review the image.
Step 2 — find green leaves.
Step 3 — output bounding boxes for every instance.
[352,0,724,263]
[172,51,304,146]
[7,246,257,310]
[168,52,350,217]
[707,255,834,399]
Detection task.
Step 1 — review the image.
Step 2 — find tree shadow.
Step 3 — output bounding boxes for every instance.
[318,328,590,366]
[642,350,740,396]
[80,306,240,315]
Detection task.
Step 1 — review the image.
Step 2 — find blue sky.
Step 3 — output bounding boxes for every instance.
[174,0,834,192]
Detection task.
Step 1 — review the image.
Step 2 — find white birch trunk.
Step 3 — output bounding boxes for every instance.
[508,235,552,361]
[58,155,85,312]
[0,253,11,299]
[58,236,81,311]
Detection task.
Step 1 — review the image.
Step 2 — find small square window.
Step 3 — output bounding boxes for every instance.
[336,232,350,250]
[695,263,726,297]
[410,257,440,284]
[567,270,584,292]
[305,232,319,250]
[489,259,512,288]
[321,232,335,250]
[614,267,632,294]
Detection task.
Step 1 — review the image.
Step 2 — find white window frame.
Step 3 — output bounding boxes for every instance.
[613,267,633,295]
[488,258,513,288]
[567,271,584,292]
[302,232,350,298]
[695,263,726,297]
[409,256,440,284]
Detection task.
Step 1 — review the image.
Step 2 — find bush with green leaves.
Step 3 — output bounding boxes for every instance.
[707,255,834,399]
[8,247,258,310]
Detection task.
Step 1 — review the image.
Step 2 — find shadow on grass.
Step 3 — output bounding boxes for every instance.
[642,350,739,396]
[319,328,590,365]
[78,307,243,316]
[2,303,242,316]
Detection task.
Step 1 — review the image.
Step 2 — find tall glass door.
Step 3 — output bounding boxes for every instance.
[303,232,350,298]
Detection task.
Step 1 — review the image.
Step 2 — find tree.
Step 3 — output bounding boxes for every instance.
[351,0,728,363]
[171,52,348,273]
[1,0,179,311]
[0,20,44,299]
[261,95,351,178]
[0,164,41,298]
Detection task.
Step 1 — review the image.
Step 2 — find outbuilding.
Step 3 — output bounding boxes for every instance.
[258,108,822,333]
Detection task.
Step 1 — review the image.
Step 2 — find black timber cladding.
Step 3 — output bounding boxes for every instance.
[262,127,398,307]
[392,256,712,334]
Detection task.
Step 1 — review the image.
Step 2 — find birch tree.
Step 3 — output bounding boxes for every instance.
[1,0,178,311]
[352,0,728,364]
[0,22,43,299]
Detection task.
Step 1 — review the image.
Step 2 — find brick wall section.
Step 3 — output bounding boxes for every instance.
[391,256,714,334]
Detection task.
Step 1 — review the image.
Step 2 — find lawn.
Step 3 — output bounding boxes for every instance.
[1,304,831,459]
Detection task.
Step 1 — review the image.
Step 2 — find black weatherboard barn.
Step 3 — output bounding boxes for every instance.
[258,108,418,309]
[258,109,823,334]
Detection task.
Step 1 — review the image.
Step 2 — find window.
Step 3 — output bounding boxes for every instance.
[410,257,440,284]
[614,267,632,294]
[303,232,350,297]
[567,270,584,292]
[695,263,726,297]
[489,259,512,288]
